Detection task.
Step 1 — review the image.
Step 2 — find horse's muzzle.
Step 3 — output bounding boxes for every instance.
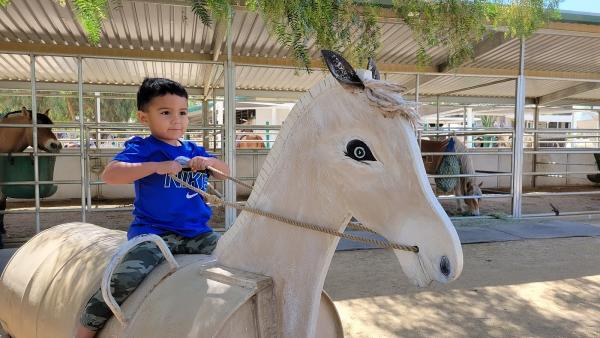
[50,142,62,151]
[42,141,62,153]
[440,255,451,277]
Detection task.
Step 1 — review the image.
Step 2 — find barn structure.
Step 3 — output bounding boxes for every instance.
[2,0,600,242]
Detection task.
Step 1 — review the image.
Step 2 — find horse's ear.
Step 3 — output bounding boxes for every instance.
[21,106,31,118]
[321,50,364,89]
[367,57,380,80]
[478,182,483,188]
[43,109,50,116]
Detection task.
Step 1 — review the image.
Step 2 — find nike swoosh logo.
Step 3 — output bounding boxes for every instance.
[186,192,198,199]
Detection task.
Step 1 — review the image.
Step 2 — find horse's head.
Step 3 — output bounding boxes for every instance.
[315,51,463,286]
[3,107,62,153]
[463,180,483,216]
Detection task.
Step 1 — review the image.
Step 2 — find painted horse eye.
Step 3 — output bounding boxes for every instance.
[346,139,376,162]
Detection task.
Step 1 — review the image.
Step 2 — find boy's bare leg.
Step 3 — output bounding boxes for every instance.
[74,324,97,338]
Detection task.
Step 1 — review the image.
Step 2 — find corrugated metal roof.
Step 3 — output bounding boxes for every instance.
[0,53,30,80]
[377,22,448,65]
[418,76,504,96]
[0,53,218,88]
[231,66,326,92]
[457,79,583,98]
[230,11,286,58]
[569,87,600,99]
[1,0,600,103]
[0,0,216,52]
[465,32,600,73]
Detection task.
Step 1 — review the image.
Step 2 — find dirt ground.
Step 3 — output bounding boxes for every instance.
[3,184,600,242]
[440,185,600,217]
[325,236,600,338]
[1,200,599,337]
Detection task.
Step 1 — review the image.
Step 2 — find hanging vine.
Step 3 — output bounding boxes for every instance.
[393,0,561,67]
[0,0,560,70]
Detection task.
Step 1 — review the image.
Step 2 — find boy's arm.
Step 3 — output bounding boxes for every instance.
[188,157,230,180]
[102,160,183,184]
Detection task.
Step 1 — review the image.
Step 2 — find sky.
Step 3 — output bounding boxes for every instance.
[559,0,600,14]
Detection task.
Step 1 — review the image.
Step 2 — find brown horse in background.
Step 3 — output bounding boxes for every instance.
[421,136,482,216]
[236,129,266,149]
[0,107,62,248]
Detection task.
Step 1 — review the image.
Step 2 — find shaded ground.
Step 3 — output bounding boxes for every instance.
[440,185,600,217]
[1,237,598,337]
[325,236,600,338]
[1,207,599,337]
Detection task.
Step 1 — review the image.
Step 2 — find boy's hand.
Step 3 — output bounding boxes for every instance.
[189,156,213,171]
[154,161,183,175]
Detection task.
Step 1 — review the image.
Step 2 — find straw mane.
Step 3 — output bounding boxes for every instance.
[362,79,419,125]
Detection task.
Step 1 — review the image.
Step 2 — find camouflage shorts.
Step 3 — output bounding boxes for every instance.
[80,231,219,331]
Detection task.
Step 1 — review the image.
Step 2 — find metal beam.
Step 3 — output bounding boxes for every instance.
[537,82,600,105]
[403,74,437,93]
[0,41,216,63]
[436,78,515,96]
[203,19,228,99]
[0,80,205,95]
[453,67,600,82]
[5,41,600,81]
[0,80,305,99]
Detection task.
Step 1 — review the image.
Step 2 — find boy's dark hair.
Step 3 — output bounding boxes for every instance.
[137,78,188,111]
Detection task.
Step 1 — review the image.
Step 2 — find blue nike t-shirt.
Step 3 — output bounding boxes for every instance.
[113,135,214,239]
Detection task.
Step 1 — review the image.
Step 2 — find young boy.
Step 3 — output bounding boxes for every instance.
[75,78,229,338]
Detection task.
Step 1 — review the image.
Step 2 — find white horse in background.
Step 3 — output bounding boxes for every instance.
[0,51,463,338]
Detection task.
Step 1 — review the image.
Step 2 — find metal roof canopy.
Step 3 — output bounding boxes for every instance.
[0,0,600,105]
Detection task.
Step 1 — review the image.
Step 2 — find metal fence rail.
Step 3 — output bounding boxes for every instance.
[3,47,600,239]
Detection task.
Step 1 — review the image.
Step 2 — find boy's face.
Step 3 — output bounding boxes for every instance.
[138,94,189,144]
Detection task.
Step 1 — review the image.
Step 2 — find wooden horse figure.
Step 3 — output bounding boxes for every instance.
[0,52,463,338]
[0,107,62,248]
[421,137,482,216]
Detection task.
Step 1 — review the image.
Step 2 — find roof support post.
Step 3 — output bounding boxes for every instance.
[30,55,41,233]
[202,99,210,149]
[532,102,540,188]
[78,57,87,223]
[224,8,237,229]
[511,39,526,218]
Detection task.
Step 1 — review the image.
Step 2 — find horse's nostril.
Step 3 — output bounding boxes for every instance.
[440,256,451,277]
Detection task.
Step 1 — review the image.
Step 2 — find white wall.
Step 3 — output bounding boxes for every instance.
[8,148,599,203]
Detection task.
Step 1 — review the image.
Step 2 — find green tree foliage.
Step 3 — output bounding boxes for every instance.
[0,92,136,122]
[0,0,560,69]
[394,0,560,67]
[0,0,110,45]
[69,0,111,45]
[190,0,559,69]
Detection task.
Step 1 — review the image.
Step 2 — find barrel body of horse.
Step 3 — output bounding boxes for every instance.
[0,223,344,338]
[0,222,126,337]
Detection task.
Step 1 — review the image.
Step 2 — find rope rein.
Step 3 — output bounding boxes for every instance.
[168,167,419,253]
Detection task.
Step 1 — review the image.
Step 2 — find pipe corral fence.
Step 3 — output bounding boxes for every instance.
[2,44,600,242]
